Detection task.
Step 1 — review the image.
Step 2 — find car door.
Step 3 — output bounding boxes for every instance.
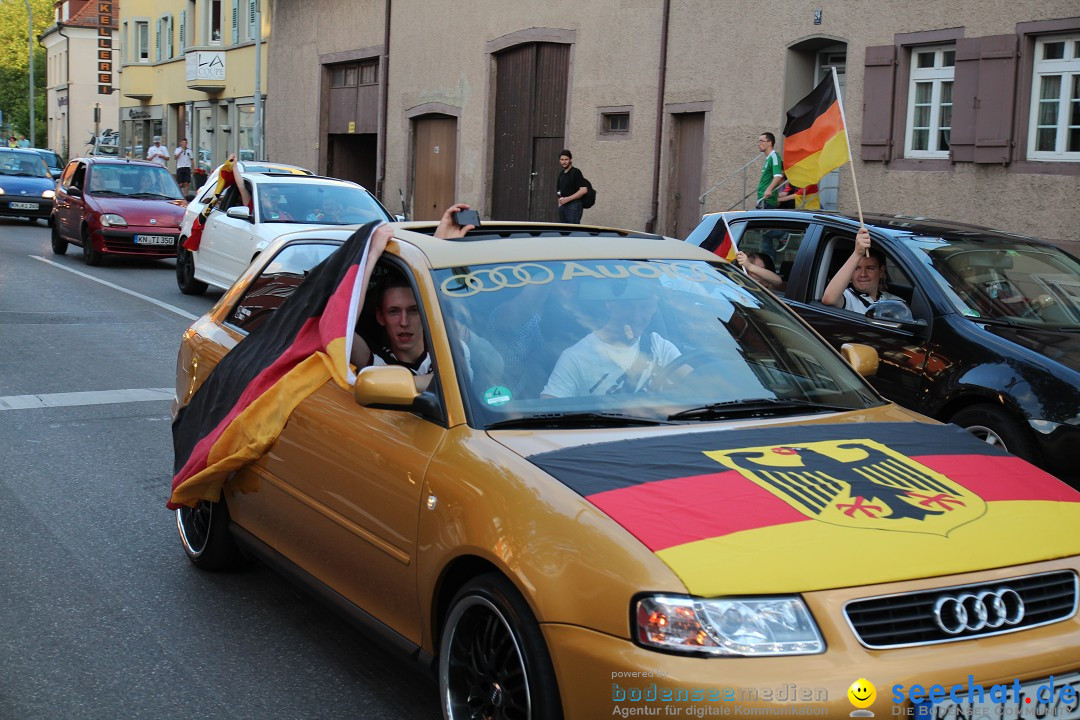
[784,224,934,406]
[250,261,446,645]
[54,161,86,241]
[198,180,257,287]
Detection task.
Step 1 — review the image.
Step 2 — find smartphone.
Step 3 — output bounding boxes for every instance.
[452,209,481,228]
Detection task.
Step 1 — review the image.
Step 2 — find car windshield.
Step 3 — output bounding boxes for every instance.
[257,182,390,224]
[87,164,183,199]
[432,258,883,428]
[0,150,51,178]
[35,151,61,169]
[903,234,1080,328]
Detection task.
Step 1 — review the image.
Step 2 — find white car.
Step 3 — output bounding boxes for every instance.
[176,173,392,295]
[179,160,312,241]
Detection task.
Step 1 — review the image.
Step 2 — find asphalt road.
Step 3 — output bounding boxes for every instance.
[0,219,440,719]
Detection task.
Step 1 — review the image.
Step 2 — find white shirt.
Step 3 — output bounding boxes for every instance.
[842,288,904,313]
[174,146,193,169]
[147,144,169,167]
[542,331,681,398]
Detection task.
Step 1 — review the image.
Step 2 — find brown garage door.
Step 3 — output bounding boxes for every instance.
[412,115,457,221]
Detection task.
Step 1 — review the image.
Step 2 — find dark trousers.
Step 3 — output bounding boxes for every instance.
[558,200,583,224]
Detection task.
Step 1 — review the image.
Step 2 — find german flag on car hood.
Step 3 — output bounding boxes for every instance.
[169,222,378,509]
[526,422,1080,596]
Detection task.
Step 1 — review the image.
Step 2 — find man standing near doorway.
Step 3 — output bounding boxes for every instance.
[557,149,587,224]
[756,132,784,209]
[147,136,169,167]
[174,138,194,195]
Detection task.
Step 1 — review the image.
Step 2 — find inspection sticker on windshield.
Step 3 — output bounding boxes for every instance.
[483,386,512,406]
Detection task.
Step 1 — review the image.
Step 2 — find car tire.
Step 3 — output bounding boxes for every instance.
[440,573,562,720]
[50,223,68,255]
[175,498,244,571]
[82,227,101,266]
[950,403,1037,463]
[176,246,208,295]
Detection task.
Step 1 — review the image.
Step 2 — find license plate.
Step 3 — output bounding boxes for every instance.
[927,672,1080,719]
[9,201,38,210]
[133,234,175,246]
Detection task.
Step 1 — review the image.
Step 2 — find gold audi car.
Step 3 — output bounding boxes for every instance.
[171,220,1080,719]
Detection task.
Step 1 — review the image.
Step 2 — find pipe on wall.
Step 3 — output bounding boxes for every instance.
[645,0,671,234]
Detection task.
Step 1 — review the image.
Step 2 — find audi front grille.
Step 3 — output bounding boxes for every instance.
[844,570,1078,649]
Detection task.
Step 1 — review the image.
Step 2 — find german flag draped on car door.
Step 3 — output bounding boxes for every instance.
[168,221,378,509]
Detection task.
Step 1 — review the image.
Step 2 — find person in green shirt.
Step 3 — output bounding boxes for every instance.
[756,132,784,208]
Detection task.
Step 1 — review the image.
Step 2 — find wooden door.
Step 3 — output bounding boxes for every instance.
[665,112,705,239]
[491,42,569,220]
[412,115,457,221]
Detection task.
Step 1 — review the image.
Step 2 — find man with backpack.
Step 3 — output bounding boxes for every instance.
[557,149,590,223]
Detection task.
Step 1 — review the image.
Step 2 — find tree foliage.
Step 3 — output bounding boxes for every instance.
[0,0,56,145]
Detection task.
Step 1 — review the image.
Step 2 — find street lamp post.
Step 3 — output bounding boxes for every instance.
[23,0,34,147]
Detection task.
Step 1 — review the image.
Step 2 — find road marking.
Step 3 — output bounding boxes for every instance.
[30,255,199,321]
[0,387,175,410]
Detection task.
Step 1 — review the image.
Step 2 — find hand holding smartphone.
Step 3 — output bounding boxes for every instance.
[452,209,481,228]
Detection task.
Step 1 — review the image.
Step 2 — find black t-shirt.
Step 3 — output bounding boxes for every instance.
[557,166,585,200]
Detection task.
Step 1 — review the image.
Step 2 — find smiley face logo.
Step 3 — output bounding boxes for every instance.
[848,678,876,710]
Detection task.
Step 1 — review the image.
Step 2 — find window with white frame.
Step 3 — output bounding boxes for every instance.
[904,46,955,158]
[135,21,150,63]
[207,0,223,44]
[1028,34,1080,160]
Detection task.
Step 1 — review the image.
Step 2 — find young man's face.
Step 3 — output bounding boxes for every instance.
[559,154,571,170]
[852,257,884,295]
[757,135,772,153]
[376,286,424,361]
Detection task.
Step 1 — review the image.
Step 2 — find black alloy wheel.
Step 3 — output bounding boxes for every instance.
[440,573,562,720]
[176,245,208,295]
[175,499,243,570]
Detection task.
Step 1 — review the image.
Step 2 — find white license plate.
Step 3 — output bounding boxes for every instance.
[9,201,38,210]
[929,672,1080,719]
[133,235,174,246]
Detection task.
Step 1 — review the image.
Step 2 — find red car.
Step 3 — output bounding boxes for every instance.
[50,157,187,266]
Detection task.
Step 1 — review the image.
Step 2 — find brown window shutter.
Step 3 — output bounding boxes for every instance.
[950,37,981,163]
[861,45,897,162]
[974,34,1018,164]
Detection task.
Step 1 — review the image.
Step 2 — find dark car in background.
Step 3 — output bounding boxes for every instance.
[50,157,187,266]
[33,148,64,180]
[0,148,56,221]
[687,211,1080,482]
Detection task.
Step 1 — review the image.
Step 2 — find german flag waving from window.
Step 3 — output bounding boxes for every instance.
[168,221,379,509]
[782,72,850,189]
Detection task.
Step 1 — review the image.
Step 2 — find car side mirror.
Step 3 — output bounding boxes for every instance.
[841,343,879,377]
[67,186,82,197]
[354,365,419,407]
[226,206,251,220]
[185,193,196,202]
[865,300,928,332]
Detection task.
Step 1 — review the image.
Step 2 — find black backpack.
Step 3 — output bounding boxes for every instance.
[581,177,596,209]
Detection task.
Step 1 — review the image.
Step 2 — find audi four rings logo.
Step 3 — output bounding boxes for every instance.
[932,588,1025,634]
[441,264,556,296]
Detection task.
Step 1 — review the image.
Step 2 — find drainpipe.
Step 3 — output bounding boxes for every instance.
[376,0,391,201]
[57,23,71,157]
[645,0,671,234]
[253,2,262,160]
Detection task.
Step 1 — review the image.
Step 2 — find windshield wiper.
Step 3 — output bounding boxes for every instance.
[129,192,173,199]
[668,398,855,421]
[486,412,669,430]
[89,189,126,196]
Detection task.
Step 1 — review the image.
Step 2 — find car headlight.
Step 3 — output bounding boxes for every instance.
[100,213,127,227]
[635,595,824,656]
[0,188,5,195]
[42,189,55,199]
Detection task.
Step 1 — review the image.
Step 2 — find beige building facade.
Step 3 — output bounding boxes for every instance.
[40,0,120,160]
[267,1,1079,240]
[116,0,269,179]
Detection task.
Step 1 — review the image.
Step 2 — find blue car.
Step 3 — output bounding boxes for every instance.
[0,148,56,221]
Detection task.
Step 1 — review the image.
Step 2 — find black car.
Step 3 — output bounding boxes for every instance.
[687,211,1080,481]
